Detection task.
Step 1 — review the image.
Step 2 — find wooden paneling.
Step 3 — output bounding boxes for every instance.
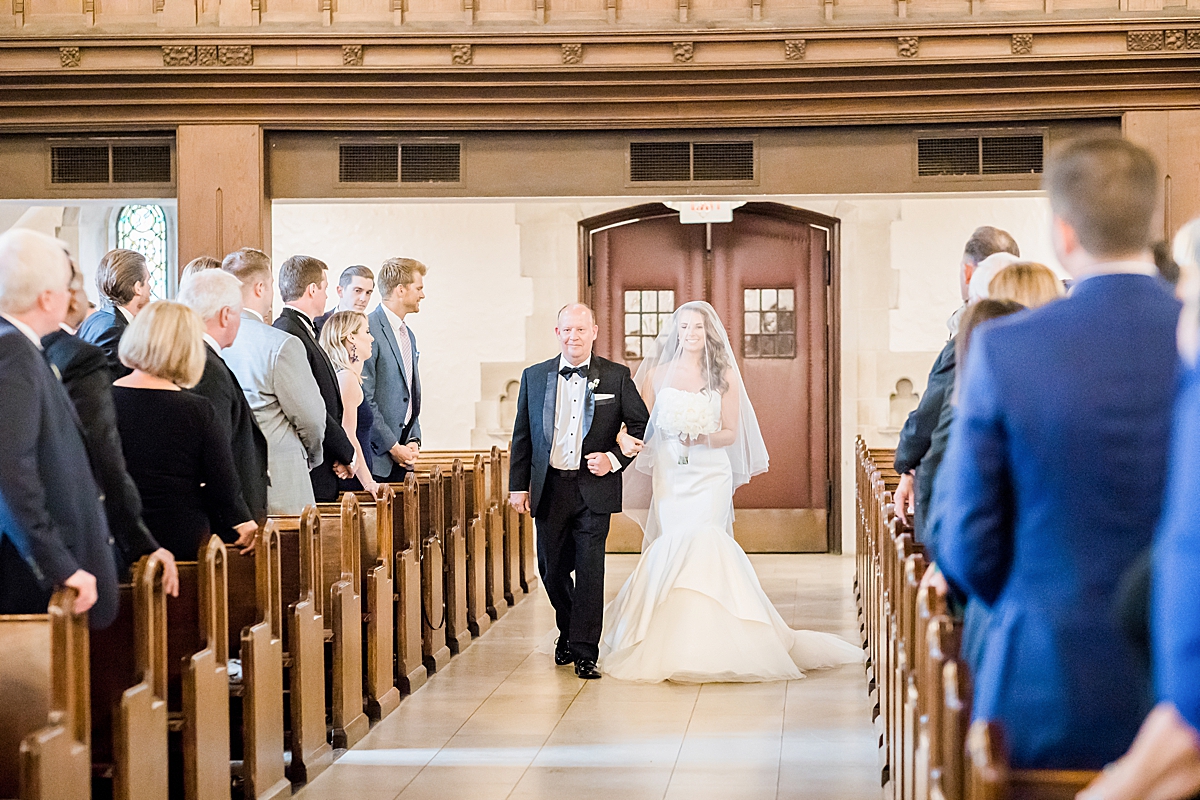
[176,124,269,266]
[1126,109,1200,239]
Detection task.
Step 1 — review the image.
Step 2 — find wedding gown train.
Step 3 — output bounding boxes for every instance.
[599,391,862,683]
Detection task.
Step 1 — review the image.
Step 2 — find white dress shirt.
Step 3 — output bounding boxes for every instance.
[203,332,221,352]
[115,305,134,324]
[550,356,621,474]
[1,313,43,349]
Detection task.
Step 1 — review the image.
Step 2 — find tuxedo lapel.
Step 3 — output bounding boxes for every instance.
[542,364,557,451]
[582,359,599,438]
[374,307,409,386]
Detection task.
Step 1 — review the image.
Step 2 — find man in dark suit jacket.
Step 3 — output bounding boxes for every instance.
[0,229,119,628]
[509,304,649,679]
[76,248,152,380]
[893,225,1020,540]
[936,137,1179,769]
[179,269,270,526]
[273,255,356,502]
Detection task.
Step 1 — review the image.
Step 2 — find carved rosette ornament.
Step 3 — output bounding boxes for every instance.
[162,45,198,66]
[218,45,253,65]
[59,47,81,67]
[343,45,364,66]
[1011,33,1033,55]
[897,36,918,58]
[1127,30,1165,51]
[197,45,218,65]
[673,41,694,63]
[561,43,583,64]
[784,39,806,60]
[451,44,473,65]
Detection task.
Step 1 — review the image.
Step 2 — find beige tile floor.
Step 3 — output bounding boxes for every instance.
[296,554,881,800]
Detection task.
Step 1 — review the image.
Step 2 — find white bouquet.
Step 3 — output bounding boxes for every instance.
[655,390,720,464]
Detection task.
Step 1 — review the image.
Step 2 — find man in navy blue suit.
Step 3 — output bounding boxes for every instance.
[936,137,1180,769]
[0,229,119,629]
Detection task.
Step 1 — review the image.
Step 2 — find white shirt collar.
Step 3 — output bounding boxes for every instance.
[1,313,44,349]
[244,308,264,323]
[381,302,407,330]
[115,305,134,324]
[284,304,314,326]
[202,332,221,352]
[558,354,591,373]
[60,321,77,336]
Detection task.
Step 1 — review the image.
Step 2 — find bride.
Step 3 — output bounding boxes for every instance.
[598,301,861,683]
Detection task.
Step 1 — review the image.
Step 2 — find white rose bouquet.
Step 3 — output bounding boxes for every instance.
[655,391,720,464]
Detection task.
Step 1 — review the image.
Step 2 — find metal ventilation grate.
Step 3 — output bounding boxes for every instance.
[917,137,980,177]
[51,146,110,183]
[112,145,172,183]
[693,142,755,182]
[401,143,461,183]
[339,144,399,183]
[982,135,1044,175]
[630,141,691,182]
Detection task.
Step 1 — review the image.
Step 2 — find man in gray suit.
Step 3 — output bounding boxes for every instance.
[220,248,326,516]
[363,257,425,482]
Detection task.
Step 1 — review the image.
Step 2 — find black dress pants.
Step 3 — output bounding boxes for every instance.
[535,469,610,663]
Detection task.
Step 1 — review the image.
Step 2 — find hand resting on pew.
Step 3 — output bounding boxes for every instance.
[1077,704,1200,800]
[62,568,98,614]
[509,491,530,515]
[918,561,949,598]
[152,546,180,596]
[894,471,915,525]
[233,520,258,554]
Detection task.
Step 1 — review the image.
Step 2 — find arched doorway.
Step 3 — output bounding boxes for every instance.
[581,202,841,553]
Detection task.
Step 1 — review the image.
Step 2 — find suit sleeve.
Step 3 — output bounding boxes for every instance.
[196,399,252,537]
[323,409,357,466]
[197,366,254,526]
[0,347,80,584]
[274,337,327,466]
[934,334,1014,606]
[616,366,651,469]
[66,357,160,562]
[894,339,956,474]
[363,336,401,455]
[509,370,533,493]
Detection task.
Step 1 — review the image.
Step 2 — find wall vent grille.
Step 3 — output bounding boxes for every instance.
[51,146,111,183]
[50,141,173,184]
[339,144,399,183]
[630,140,755,183]
[918,133,1045,177]
[400,143,460,183]
[112,145,172,183]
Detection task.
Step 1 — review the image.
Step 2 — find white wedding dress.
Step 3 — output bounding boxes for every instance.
[598,388,862,683]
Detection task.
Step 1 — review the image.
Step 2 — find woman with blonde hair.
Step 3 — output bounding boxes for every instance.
[111,301,257,560]
[320,310,380,495]
[988,261,1065,309]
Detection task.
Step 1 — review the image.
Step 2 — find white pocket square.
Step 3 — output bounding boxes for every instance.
[594,393,615,400]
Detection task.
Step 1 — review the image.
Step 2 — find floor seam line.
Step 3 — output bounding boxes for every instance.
[661,685,701,800]
[502,652,587,800]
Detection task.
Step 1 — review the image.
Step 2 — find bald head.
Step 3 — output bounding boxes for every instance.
[0,229,72,335]
[556,303,598,366]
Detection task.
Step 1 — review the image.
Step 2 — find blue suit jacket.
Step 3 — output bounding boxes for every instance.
[936,273,1180,769]
[0,319,119,628]
[1153,364,1200,733]
[362,306,422,478]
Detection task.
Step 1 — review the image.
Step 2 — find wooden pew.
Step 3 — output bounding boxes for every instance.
[353,485,402,721]
[966,721,1100,800]
[225,523,290,800]
[414,461,470,655]
[268,509,332,783]
[413,467,453,673]
[89,553,169,800]
[0,588,90,800]
[926,616,962,800]
[167,536,233,800]
[391,473,428,695]
[499,449,537,596]
[314,495,369,750]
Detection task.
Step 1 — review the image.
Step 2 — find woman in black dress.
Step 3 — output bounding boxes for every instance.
[111,300,257,561]
[319,310,381,496]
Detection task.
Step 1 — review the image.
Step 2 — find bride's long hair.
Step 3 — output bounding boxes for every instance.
[623,300,769,549]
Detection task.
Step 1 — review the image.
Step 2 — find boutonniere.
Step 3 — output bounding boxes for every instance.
[588,378,600,392]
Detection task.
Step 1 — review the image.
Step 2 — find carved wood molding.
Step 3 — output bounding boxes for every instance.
[897,36,918,57]
[784,38,805,60]
[451,43,472,64]
[561,42,582,64]
[1011,33,1032,54]
[59,47,80,67]
[672,41,693,62]
[343,44,364,65]
[161,44,254,65]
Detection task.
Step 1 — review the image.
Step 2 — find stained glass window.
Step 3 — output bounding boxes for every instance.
[624,289,675,361]
[744,287,796,358]
[116,204,169,300]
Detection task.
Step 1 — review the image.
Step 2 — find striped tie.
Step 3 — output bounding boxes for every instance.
[397,320,413,425]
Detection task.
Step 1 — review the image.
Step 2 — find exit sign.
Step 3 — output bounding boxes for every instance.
[678,201,735,224]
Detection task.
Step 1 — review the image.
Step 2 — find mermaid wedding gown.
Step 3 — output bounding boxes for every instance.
[598,388,862,683]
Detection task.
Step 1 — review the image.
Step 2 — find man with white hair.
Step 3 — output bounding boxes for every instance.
[0,228,119,628]
[179,269,269,534]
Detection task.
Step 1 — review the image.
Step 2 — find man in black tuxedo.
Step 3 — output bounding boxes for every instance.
[179,269,270,530]
[273,255,357,502]
[0,229,119,628]
[509,304,649,679]
[76,248,152,380]
[42,259,179,594]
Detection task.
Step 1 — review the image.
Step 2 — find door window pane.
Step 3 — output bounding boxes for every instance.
[623,289,675,360]
[116,204,169,299]
[743,287,797,359]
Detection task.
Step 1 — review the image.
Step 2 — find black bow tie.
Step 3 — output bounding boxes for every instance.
[559,365,587,380]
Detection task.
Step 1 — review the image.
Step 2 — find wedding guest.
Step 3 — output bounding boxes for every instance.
[0,228,118,627]
[936,137,1179,769]
[364,257,425,482]
[181,255,221,282]
[221,248,326,515]
[988,261,1066,308]
[274,255,357,501]
[43,258,179,595]
[78,248,152,379]
[314,264,374,333]
[111,301,257,561]
[178,269,270,528]
[1154,240,1181,287]
[319,310,381,495]
[893,226,1020,537]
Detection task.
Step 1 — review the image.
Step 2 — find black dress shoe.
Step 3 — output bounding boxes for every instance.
[554,640,575,666]
[574,659,602,680]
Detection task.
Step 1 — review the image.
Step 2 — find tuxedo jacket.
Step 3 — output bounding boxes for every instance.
[76,302,131,380]
[894,336,956,476]
[0,319,119,628]
[41,328,159,570]
[936,274,1180,769]
[362,305,422,478]
[190,344,270,524]
[509,354,649,516]
[273,307,357,501]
